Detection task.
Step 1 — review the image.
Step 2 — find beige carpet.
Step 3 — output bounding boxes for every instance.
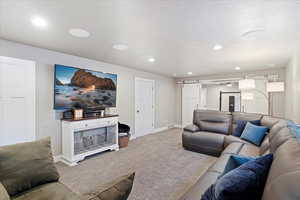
[56,128,216,200]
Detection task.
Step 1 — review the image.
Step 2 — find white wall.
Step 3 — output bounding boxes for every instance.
[285,48,300,123]
[0,39,176,155]
[204,83,240,111]
[175,68,286,124]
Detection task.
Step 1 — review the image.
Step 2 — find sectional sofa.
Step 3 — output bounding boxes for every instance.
[179,110,300,200]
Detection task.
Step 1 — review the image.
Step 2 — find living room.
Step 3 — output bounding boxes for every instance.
[0,1,300,200]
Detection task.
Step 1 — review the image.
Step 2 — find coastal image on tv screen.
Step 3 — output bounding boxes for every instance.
[54,64,117,109]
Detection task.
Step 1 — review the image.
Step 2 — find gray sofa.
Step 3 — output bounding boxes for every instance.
[180,110,300,200]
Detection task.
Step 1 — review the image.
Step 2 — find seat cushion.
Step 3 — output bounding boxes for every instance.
[180,172,220,200]
[222,143,243,155]
[0,138,60,196]
[223,135,250,148]
[208,154,232,174]
[83,173,135,200]
[12,182,80,200]
[238,144,260,157]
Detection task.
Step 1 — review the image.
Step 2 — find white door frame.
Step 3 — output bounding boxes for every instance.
[134,77,155,138]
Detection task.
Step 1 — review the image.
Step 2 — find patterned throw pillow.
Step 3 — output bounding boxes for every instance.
[85,173,135,200]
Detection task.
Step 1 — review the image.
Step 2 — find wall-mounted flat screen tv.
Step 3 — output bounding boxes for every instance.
[54,64,117,110]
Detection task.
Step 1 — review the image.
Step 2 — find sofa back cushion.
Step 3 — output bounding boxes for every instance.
[262,137,300,200]
[269,127,294,154]
[193,110,232,135]
[261,116,284,129]
[0,137,60,196]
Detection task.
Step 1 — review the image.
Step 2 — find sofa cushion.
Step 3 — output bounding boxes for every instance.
[202,154,273,200]
[262,138,300,200]
[223,135,250,148]
[208,154,232,174]
[11,182,80,200]
[240,123,268,146]
[269,127,295,153]
[222,143,243,155]
[184,124,201,133]
[261,116,283,129]
[0,138,60,196]
[232,120,261,137]
[83,173,135,200]
[259,136,270,155]
[182,131,225,157]
[232,112,263,123]
[238,144,260,157]
[193,110,232,135]
[180,171,220,200]
[0,183,10,200]
[268,120,288,140]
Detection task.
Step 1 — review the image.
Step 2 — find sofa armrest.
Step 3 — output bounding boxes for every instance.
[183,124,200,133]
[182,131,225,157]
[0,183,10,200]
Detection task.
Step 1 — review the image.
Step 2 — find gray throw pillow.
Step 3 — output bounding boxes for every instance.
[0,182,10,200]
[85,173,135,200]
[0,137,60,196]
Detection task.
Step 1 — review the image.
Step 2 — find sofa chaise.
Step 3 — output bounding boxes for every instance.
[179,110,300,200]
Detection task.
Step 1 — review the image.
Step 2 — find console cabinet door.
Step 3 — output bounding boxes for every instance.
[0,56,36,146]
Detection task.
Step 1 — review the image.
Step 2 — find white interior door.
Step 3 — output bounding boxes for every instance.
[0,56,36,146]
[182,84,201,127]
[135,78,155,138]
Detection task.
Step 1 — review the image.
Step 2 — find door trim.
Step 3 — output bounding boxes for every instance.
[134,77,155,138]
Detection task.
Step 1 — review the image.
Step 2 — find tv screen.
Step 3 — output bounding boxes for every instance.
[54,64,117,110]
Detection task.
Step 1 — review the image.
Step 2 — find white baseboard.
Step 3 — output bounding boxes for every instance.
[153,126,169,133]
[53,155,62,163]
[174,124,183,128]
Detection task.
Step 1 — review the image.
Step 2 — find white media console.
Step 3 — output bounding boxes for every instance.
[61,115,119,166]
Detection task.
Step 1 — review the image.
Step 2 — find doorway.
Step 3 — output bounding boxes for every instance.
[0,56,36,146]
[220,91,241,112]
[135,78,155,138]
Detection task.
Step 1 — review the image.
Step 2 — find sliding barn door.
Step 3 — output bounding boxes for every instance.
[181,84,201,127]
[0,56,36,146]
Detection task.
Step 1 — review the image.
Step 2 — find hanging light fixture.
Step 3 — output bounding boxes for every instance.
[239,79,255,89]
[266,82,285,92]
[242,92,254,100]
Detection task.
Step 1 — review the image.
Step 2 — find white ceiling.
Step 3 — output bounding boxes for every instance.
[1,0,300,77]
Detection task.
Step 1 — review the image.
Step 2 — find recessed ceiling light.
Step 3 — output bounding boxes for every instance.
[148,57,156,63]
[235,66,241,70]
[213,44,223,51]
[187,72,193,75]
[69,28,90,38]
[31,17,47,28]
[227,83,233,87]
[113,44,128,51]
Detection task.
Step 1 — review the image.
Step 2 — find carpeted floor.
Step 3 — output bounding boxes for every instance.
[56,128,216,200]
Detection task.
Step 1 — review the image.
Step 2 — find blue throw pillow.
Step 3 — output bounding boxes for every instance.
[287,121,300,141]
[240,122,268,146]
[232,120,261,137]
[201,154,273,200]
[221,155,255,176]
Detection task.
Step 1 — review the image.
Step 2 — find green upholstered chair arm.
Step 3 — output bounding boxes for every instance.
[0,183,10,200]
